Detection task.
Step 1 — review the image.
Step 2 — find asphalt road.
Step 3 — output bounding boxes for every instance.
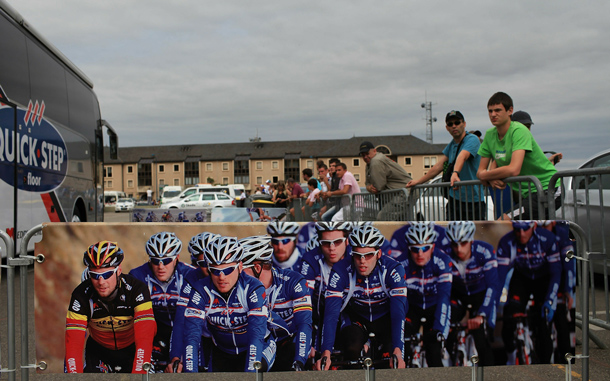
[0,211,608,380]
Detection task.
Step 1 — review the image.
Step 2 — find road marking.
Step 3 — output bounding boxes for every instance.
[552,364,583,380]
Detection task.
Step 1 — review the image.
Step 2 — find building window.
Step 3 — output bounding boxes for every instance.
[222,177,229,185]
[104,167,112,177]
[206,163,213,171]
[106,180,112,188]
[353,158,360,167]
[284,159,300,182]
[159,179,165,186]
[256,161,262,170]
[185,161,199,186]
[307,160,314,169]
[222,162,229,171]
[138,163,152,186]
[405,157,412,165]
[273,176,279,183]
[174,164,179,172]
[272,161,279,169]
[256,176,263,185]
[127,165,133,173]
[174,179,180,186]
[158,164,165,173]
[127,180,134,188]
[354,174,360,181]
[234,159,249,185]
[424,156,437,169]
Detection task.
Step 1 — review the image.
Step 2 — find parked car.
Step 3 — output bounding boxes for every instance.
[413,175,495,221]
[114,198,135,213]
[164,192,236,209]
[557,148,610,277]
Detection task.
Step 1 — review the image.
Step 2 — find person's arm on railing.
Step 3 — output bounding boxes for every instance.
[406,156,447,187]
[477,149,526,181]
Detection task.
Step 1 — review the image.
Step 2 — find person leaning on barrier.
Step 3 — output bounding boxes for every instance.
[359,141,412,194]
[321,158,342,221]
[323,162,359,222]
[397,222,452,367]
[317,225,408,370]
[511,111,563,165]
[240,235,313,371]
[497,221,562,364]
[445,221,499,366]
[129,232,197,373]
[407,111,486,221]
[477,92,560,220]
[65,241,157,373]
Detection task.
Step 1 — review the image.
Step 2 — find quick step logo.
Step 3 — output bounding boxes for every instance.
[0,91,68,192]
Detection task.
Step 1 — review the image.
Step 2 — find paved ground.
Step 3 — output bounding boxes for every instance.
[1,211,608,380]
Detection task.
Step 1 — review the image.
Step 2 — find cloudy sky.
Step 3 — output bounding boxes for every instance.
[13,0,610,169]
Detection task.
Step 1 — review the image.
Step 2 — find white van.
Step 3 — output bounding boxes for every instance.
[104,191,127,206]
[162,184,246,205]
[160,185,183,204]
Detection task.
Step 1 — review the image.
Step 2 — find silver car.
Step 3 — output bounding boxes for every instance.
[114,198,135,213]
[164,192,236,209]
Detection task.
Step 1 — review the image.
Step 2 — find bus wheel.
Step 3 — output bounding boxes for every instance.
[72,204,86,222]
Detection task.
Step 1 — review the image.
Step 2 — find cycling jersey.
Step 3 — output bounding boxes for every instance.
[387,224,451,259]
[65,274,157,373]
[272,246,303,274]
[182,272,269,372]
[497,227,561,306]
[265,267,313,366]
[553,221,576,296]
[321,255,408,354]
[448,240,499,325]
[400,248,453,338]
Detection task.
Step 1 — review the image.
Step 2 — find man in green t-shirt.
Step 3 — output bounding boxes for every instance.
[477,92,559,220]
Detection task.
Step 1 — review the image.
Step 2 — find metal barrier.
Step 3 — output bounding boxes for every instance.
[548,167,610,333]
[288,195,353,222]
[353,188,410,221]
[0,229,16,379]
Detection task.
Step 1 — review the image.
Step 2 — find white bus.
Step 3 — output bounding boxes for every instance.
[0,0,117,255]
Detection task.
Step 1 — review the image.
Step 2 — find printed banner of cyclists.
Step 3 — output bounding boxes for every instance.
[34,220,575,373]
[131,207,288,223]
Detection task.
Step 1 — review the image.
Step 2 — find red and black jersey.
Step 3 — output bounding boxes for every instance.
[65,273,157,373]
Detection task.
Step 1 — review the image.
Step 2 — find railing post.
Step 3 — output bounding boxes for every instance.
[0,229,16,381]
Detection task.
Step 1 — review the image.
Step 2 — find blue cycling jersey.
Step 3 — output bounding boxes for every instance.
[386,224,451,259]
[553,222,576,295]
[497,227,561,306]
[400,248,453,338]
[448,240,499,325]
[129,261,196,328]
[265,267,312,365]
[321,255,408,354]
[182,272,269,372]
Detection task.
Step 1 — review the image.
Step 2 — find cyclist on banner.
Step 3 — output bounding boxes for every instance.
[445,221,499,366]
[267,221,304,273]
[497,221,561,364]
[536,220,576,363]
[240,235,313,371]
[182,237,274,372]
[65,241,156,373]
[300,221,353,354]
[167,232,219,373]
[128,232,196,372]
[387,222,452,260]
[399,222,453,367]
[318,225,408,370]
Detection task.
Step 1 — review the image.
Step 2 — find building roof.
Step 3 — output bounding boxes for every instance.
[105,134,445,164]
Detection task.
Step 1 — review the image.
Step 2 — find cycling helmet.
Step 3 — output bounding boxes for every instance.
[536,220,553,227]
[405,222,438,245]
[266,221,300,236]
[188,232,219,262]
[315,221,352,233]
[239,235,273,267]
[83,241,124,268]
[446,221,476,243]
[305,235,319,252]
[512,221,536,230]
[204,236,243,266]
[349,225,385,248]
[145,232,182,258]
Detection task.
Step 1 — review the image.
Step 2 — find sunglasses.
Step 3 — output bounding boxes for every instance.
[89,267,119,280]
[271,237,296,245]
[319,237,347,248]
[409,244,433,254]
[150,257,176,266]
[446,120,462,127]
[352,250,378,260]
[208,263,240,277]
[196,259,207,268]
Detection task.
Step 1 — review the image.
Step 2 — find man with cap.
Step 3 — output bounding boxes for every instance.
[512,110,562,165]
[407,110,486,220]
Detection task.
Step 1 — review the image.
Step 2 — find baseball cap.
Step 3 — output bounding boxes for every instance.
[359,141,375,154]
[265,179,271,184]
[512,111,534,126]
[445,110,464,123]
